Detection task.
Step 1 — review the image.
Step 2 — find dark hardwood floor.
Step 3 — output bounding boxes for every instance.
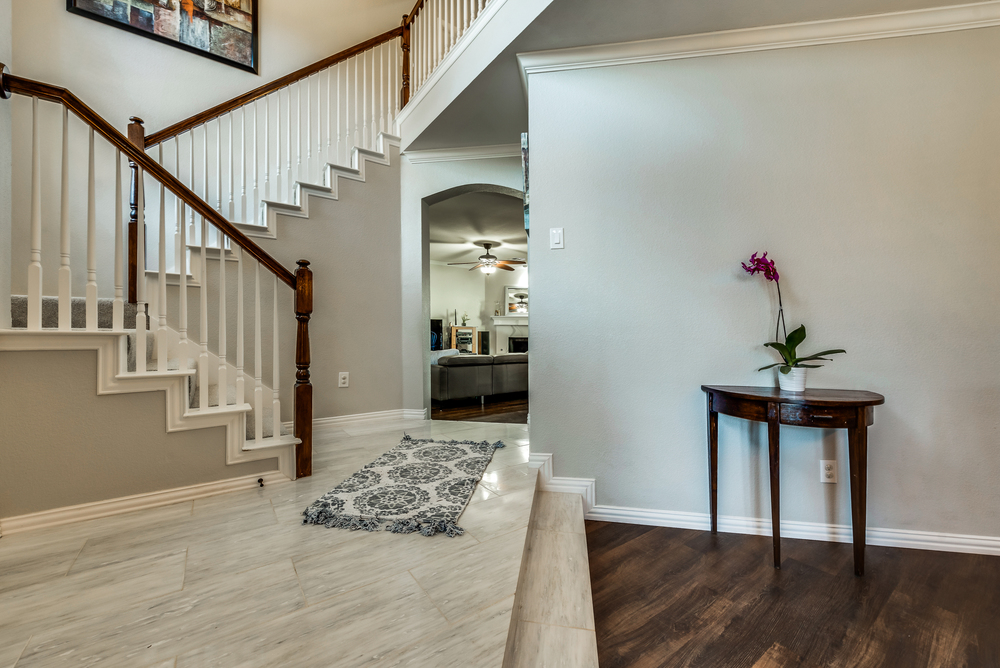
[586,521,1000,668]
[431,393,528,423]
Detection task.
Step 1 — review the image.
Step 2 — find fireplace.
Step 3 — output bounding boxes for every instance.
[509,337,528,353]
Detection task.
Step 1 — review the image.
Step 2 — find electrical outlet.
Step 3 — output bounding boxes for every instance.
[338,372,349,388]
[821,460,837,483]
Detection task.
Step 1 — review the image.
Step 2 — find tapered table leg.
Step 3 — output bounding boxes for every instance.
[767,402,781,569]
[708,394,719,534]
[848,408,868,575]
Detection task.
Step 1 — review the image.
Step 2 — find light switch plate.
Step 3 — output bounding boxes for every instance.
[549,228,565,249]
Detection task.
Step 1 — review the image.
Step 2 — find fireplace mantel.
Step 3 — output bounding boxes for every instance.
[491,316,529,326]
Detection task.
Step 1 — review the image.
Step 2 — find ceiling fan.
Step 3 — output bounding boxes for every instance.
[448,242,526,274]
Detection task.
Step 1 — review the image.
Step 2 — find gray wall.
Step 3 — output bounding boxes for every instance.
[527,27,1000,537]
[260,147,404,419]
[0,350,276,517]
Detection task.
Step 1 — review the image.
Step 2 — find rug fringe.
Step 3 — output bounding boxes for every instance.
[303,511,465,538]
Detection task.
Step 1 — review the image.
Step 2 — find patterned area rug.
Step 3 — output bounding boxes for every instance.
[302,435,505,537]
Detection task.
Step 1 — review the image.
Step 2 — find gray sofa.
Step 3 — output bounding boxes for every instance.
[431,353,528,401]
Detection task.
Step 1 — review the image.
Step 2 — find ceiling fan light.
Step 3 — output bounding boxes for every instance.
[481,265,497,274]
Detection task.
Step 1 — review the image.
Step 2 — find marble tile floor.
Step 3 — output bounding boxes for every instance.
[0,419,536,667]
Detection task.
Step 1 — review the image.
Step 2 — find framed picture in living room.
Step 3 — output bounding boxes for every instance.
[67,0,260,73]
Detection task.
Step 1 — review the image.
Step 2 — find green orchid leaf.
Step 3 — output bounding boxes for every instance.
[797,349,846,362]
[795,364,824,368]
[764,341,792,364]
[757,363,784,371]
[784,325,807,358]
[779,365,792,374]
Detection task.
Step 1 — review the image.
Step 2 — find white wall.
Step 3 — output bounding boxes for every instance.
[527,27,1000,538]
[400,155,523,410]
[430,263,487,335]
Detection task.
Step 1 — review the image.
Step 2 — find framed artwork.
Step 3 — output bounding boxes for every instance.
[67,0,259,73]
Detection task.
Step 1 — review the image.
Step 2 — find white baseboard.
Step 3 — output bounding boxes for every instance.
[287,408,428,432]
[529,452,1000,556]
[0,470,289,535]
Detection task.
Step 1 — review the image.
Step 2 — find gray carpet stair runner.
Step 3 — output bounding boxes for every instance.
[10,296,286,441]
[11,295,138,330]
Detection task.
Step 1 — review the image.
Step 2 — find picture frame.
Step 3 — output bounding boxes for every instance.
[67,0,259,74]
[505,286,528,315]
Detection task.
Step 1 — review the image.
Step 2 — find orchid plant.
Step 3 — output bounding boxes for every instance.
[742,252,845,375]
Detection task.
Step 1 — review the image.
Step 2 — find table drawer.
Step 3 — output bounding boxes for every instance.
[780,404,857,428]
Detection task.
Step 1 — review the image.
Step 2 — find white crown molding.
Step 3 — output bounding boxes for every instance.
[531,451,1000,556]
[0,471,289,535]
[403,143,522,164]
[517,1,1000,93]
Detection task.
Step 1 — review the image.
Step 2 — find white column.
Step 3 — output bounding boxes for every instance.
[198,217,209,409]
[236,246,245,405]
[58,106,71,330]
[217,232,228,405]
[156,145,168,370]
[113,150,124,331]
[272,274,281,440]
[254,261,263,442]
[135,169,148,372]
[86,128,98,330]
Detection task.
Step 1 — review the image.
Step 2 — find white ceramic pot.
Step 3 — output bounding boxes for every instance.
[778,367,807,393]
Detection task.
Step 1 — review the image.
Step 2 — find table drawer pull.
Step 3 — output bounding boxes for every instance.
[814,414,834,419]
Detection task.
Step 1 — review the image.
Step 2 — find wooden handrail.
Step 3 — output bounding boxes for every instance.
[3,74,296,289]
[145,26,403,147]
[404,0,428,24]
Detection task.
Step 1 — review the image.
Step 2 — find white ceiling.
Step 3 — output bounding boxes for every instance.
[427,191,527,265]
[407,0,974,151]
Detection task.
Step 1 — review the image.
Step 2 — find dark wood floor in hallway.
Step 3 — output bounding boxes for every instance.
[431,393,527,424]
[586,521,1000,668]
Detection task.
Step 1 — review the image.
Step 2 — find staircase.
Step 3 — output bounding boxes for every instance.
[0,3,476,525]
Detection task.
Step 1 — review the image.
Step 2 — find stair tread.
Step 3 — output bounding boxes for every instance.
[188,381,290,440]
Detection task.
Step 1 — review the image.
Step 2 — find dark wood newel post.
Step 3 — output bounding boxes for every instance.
[126,117,145,304]
[294,259,314,479]
[401,15,411,106]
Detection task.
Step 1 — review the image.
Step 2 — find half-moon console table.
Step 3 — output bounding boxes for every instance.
[701,386,885,576]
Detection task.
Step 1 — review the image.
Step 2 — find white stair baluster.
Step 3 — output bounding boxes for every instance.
[215,118,222,217]
[254,261,263,442]
[263,97,270,202]
[363,49,369,149]
[343,62,351,165]
[236,246,245,405]
[202,125,209,246]
[306,75,312,181]
[228,113,234,220]
[113,150,124,331]
[189,131,196,244]
[59,106,71,330]
[157,145,168,369]
[370,49,376,146]
[173,140,181,274]
[198,217,209,409]
[380,43,386,135]
[241,107,247,222]
[326,66,333,168]
[354,56,359,154]
[86,128,98,330]
[295,82,302,185]
[218,232,228,405]
[178,195,188,372]
[135,169,148,372]
[393,37,400,130]
[251,100,259,224]
[275,91,282,200]
[285,87,292,201]
[272,274,280,440]
[336,63,342,166]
